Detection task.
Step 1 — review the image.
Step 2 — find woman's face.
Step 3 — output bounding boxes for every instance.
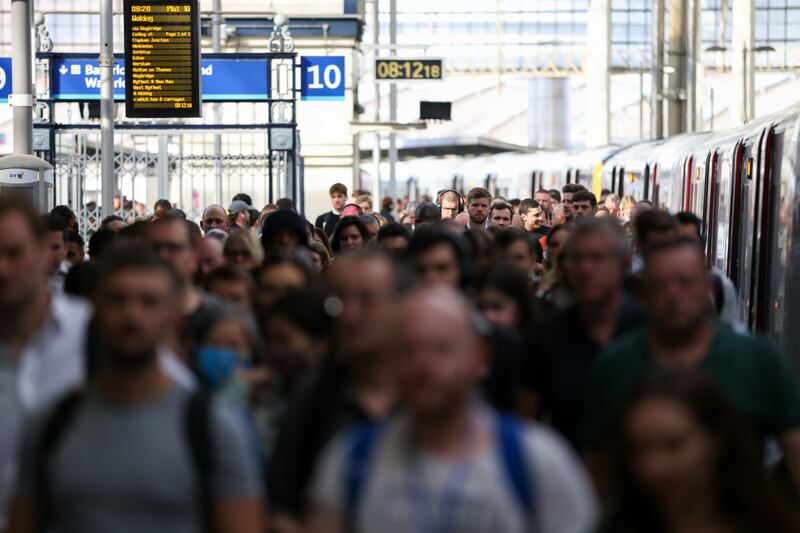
[310,250,324,273]
[626,397,718,511]
[548,230,569,266]
[477,287,519,331]
[338,225,364,252]
[204,318,252,360]
[225,235,258,270]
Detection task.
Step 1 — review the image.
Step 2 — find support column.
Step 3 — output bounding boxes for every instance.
[685,0,701,132]
[388,0,398,199]
[10,0,32,154]
[100,0,115,217]
[651,0,665,139]
[732,0,754,124]
[371,0,381,203]
[666,0,686,136]
[212,0,223,205]
[586,0,610,147]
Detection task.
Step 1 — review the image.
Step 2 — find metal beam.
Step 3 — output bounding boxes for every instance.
[652,0,665,139]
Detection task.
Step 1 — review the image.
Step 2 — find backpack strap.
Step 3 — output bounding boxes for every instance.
[185,389,214,533]
[344,423,382,521]
[36,390,84,529]
[496,414,536,521]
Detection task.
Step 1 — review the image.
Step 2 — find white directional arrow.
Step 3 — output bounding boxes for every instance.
[59,64,67,75]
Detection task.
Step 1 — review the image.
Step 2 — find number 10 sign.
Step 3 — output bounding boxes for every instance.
[301,56,345,101]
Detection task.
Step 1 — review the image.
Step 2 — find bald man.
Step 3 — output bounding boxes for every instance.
[200,204,229,234]
[309,287,597,533]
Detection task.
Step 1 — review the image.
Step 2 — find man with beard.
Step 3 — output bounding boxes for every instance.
[7,247,264,533]
[466,187,492,229]
[583,239,800,491]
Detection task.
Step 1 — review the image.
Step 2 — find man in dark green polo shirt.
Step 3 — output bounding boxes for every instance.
[583,238,800,489]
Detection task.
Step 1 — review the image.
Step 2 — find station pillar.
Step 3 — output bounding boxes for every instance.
[586,0,610,147]
[732,0,755,124]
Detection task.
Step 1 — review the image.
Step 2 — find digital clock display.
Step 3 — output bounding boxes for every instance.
[375,58,444,82]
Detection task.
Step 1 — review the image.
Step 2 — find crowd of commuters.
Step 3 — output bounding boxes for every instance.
[1,179,799,533]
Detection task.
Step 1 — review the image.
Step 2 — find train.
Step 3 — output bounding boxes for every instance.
[399,102,800,365]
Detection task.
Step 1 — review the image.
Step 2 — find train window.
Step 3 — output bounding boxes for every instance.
[701,152,712,230]
[574,170,581,185]
[618,167,625,197]
[728,142,745,288]
[643,164,650,201]
[751,127,776,332]
[651,164,659,208]
[683,157,694,212]
[714,150,731,272]
[566,169,572,184]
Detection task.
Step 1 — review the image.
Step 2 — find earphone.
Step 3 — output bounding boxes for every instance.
[435,189,465,214]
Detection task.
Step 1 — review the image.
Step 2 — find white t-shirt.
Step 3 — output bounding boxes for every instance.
[311,408,597,533]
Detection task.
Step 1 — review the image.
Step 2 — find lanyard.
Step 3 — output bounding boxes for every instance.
[407,454,473,533]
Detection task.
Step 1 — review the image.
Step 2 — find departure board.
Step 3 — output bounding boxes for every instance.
[123,0,201,118]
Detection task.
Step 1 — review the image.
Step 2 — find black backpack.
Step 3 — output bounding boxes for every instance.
[35,389,213,533]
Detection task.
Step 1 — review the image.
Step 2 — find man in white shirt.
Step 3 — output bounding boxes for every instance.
[0,201,93,528]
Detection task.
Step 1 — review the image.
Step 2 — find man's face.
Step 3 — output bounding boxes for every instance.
[359,201,372,214]
[677,223,701,241]
[397,291,486,419]
[96,269,177,367]
[645,247,711,337]
[440,198,459,221]
[490,208,512,229]
[196,237,225,277]
[66,242,85,265]
[573,200,595,220]
[566,232,624,306]
[535,191,551,209]
[562,192,574,221]
[44,231,66,275]
[331,192,347,212]
[468,197,490,226]
[0,213,46,310]
[523,207,545,231]
[149,220,196,282]
[201,206,228,233]
[414,243,461,288]
[327,257,395,359]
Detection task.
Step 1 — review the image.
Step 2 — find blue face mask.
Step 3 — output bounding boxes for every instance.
[194,346,240,389]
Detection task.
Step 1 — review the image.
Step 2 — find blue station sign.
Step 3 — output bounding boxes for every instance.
[0,58,12,103]
[49,55,270,102]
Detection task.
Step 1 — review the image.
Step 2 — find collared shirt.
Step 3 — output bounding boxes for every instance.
[520,294,644,449]
[48,260,72,294]
[0,293,92,528]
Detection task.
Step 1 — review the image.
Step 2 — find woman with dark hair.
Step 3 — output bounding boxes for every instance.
[600,371,800,533]
[537,224,572,310]
[312,226,333,257]
[330,216,370,255]
[495,227,545,289]
[476,262,536,333]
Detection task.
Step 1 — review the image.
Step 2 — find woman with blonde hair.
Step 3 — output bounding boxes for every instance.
[618,195,636,222]
[224,227,264,270]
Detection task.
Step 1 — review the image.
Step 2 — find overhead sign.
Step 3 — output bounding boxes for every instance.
[50,56,269,102]
[301,56,345,101]
[375,58,444,82]
[0,58,12,103]
[123,0,201,118]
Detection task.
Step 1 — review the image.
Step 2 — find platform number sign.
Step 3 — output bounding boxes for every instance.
[0,58,11,103]
[301,56,345,101]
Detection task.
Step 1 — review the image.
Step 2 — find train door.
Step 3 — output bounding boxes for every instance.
[643,164,651,201]
[726,141,745,286]
[735,140,755,324]
[611,167,617,195]
[651,164,659,207]
[748,126,776,332]
[682,156,694,211]
[706,150,719,268]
